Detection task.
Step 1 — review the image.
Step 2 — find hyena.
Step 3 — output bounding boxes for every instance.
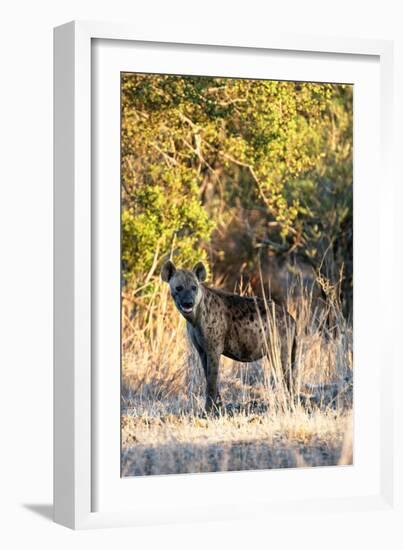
[161,261,297,412]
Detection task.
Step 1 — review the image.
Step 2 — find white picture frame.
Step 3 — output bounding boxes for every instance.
[54,20,397,530]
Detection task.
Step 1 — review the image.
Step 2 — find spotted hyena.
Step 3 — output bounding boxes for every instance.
[161,261,297,412]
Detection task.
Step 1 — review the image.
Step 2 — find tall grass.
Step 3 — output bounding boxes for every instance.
[121,272,353,476]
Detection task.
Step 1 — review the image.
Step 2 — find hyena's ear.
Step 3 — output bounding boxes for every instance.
[161,260,176,283]
[193,261,207,282]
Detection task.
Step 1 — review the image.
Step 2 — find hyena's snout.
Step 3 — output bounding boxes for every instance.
[180,292,195,313]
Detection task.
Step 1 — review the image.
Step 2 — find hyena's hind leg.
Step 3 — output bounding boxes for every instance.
[280,316,298,396]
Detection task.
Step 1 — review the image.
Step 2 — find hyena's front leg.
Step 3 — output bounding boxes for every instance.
[191,343,221,413]
[203,351,222,413]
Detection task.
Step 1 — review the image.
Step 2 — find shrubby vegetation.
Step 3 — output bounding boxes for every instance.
[121,73,352,312]
[120,74,353,476]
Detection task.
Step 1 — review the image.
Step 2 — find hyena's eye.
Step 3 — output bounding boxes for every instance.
[175,285,183,292]
[191,285,197,291]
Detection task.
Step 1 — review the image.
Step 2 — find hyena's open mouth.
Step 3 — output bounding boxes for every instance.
[180,305,194,314]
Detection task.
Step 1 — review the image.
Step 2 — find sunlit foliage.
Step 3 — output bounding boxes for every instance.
[121,73,352,306]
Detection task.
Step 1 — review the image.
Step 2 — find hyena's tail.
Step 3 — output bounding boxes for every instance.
[291,328,297,372]
[288,317,298,395]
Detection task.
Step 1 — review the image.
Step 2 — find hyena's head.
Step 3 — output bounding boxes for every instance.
[161,261,207,318]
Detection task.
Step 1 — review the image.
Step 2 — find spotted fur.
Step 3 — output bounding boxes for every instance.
[161,261,296,412]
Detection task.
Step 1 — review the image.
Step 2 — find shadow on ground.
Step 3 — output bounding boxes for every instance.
[23,504,53,522]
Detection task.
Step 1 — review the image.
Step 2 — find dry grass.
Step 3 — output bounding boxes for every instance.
[121,274,353,476]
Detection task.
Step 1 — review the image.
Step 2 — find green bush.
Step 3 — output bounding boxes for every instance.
[121,73,352,308]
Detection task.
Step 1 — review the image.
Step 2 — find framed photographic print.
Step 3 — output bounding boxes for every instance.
[54,21,396,529]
